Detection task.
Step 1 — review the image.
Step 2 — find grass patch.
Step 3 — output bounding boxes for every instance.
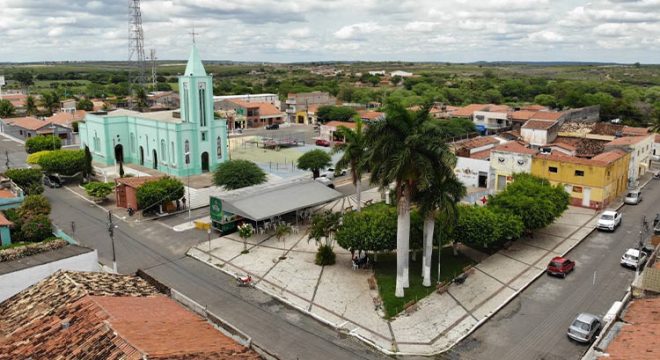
[374,247,474,319]
[0,242,30,250]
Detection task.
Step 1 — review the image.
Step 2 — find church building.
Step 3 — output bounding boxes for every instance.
[79,45,228,177]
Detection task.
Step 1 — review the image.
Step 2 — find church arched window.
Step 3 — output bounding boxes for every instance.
[184,140,190,164]
[198,82,207,127]
[216,136,222,158]
[171,141,175,165]
[161,140,166,162]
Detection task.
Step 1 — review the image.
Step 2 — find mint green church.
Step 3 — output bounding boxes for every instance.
[79,45,228,176]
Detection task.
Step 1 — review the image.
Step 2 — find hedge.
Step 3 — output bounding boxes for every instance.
[37,149,86,176]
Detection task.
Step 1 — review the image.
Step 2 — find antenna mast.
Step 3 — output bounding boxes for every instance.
[128,0,146,88]
[150,48,157,90]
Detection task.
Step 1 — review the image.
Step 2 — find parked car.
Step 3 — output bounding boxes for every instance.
[567,313,601,343]
[327,168,348,177]
[651,154,660,162]
[624,190,642,205]
[43,174,62,188]
[597,210,622,231]
[319,170,335,180]
[620,248,648,269]
[546,256,575,278]
[654,213,660,235]
[265,123,279,130]
[314,177,334,188]
[315,139,331,147]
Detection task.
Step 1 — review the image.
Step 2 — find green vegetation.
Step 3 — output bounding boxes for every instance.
[238,223,254,254]
[136,177,184,212]
[375,247,474,318]
[308,210,341,265]
[26,151,51,165]
[452,205,523,249]
[76,98,93,111]
[5,194,53,243]
[4,168,44,195]
[316,105,357,123]
[213,159,267,190]
[0,99,15,117]
[333,118,368,211]
[37,150,86,176]
[297,149,332,179]
[25,135,62,154]
[83,182,114,203]
[17,195,51,219]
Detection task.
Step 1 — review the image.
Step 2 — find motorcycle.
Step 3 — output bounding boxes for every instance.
[236,274,253,287]
[127,207,135,217]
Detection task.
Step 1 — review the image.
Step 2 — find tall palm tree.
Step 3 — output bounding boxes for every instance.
[366,101,453,297]
[416,172,465,287]
[334,118,367,211]
[24,96,37,116]
[275,222,292,260]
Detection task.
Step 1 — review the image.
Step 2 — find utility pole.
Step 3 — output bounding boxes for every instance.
[5,150,9,170]
[108,211,117,273]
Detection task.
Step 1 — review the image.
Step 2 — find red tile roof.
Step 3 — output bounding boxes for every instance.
[454,136,500,150]
[469,149,492,160]
[522,120,557,130]
[451,104,490,117]
[622,126,649,136]
[484,104,511,113]
[511,110,537,122]
[325,121,357,129]
[0,190,16,199]
[606,135,650,146]
[227,99,259,109]
[256,102,283,117]
[591,149,627,164]
[521,105,548,111]
[5,117,51,131]
[549,142,577,151]
[115,176,163,189]
[492,141,538,155]
[0,212,13,226]
[530,111,564,121]
[359,111,385,120]
[656,134,660,143]
[47,110,86,127]
[1,94,28,108]
[604,298,660,360]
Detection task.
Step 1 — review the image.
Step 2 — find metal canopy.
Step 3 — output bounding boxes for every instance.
[216,178,343,221]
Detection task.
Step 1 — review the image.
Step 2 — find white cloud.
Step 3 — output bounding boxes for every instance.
[528,30,565,43]
[334,22,383,39]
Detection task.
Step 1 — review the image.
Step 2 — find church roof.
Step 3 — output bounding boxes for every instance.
[184,44,207,77]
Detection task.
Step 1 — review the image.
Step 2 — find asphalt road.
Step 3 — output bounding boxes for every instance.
[0,135,28,170]
[448,178,660,360]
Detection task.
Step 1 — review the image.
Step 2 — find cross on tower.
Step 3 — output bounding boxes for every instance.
[189,26,199,44]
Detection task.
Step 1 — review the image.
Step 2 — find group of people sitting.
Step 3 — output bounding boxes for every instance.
[352,251,371,269]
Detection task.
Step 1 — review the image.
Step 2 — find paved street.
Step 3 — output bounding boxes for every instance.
[448,178,659,360]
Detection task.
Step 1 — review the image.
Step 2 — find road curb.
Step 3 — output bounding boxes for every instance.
[0,131,25,144]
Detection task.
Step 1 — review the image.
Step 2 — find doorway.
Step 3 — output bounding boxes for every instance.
[139,146,144,166]
[201,152,209,172]
[114,144,124,163]
[478,172,488,188]
[582,187,591,207]
[152,150,158,170]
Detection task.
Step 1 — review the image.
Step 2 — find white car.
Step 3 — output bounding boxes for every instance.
[314,177,334,188]
[597,210,622,231]
[620,248,647,269]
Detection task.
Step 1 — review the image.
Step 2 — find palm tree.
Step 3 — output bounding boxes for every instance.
[40,91,60,115]
[25,96,37,116]
[275,223,292,260]
[416,173,465,287]
[366,101,453,297]
[334,118,367,211]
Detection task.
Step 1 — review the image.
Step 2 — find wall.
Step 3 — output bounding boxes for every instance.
[562,105,600,123]
[488,151,533,191]
[0,249,98,302]
[455,157,490,188]
[473,111,510,131]
[521,128,548,146]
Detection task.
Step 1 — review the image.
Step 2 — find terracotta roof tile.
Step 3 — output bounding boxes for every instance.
[359,111,385,120]
[622,126,649,136]
[492,141,538,155]
[255,102,284,117]
[511,110,537,122]
[47,110,86,126]
[4,117,51,131]
[604,298,660,360]
[453,136,500,150]
[530,111,564,121]
[0,190,16,199]
[469,149,492,160]
[484,104,511,113]
[591,149,627,164]
[451,104,490,117]
[521,104,548,111]
[115,176,163,189]
[324,121,357,129]
[656,134,660,143]
[522,120,557,130]
[0,212,12,226]
[606,135,649,146]
[549,142,577,151]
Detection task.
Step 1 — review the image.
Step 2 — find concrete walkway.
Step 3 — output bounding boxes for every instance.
[187,202,602,356]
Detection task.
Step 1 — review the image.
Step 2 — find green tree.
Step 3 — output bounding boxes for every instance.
[83,182,114,203]
[297,149,332,179]
[308,210,341,265]
[25,96,38,116]
[134,86,148,110]
[40,91,61,115]
[76,98,94,111]
[37,150,86,176]
[238,223,254,254]
[83,146,93,180]
[275,223,292,260]
[335,203,398,253]
[18,194,51,219]
[13,71,34,89]
[20,214,52,243]
[0,99,15,118]
[316,105,358,122]
[334,118,367,211]
[4,168,44,195]
[366,101,454,298]
[452,205,500,248]
[213,160,267,189]
[136,177,184,212]
[25,135,62,154]
[534,94,558,109]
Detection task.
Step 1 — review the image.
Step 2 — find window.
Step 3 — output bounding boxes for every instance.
[19,130,23,135]
[130,133,135,153]
[171,141,175,165]
[183,82,190,122]
[575,170,584,177]
[201,131,207,141]
[216,136,222,158]
[198,82,207,127]
[161,140,166,162]
[549,166,558,173]
[184,140,190,164]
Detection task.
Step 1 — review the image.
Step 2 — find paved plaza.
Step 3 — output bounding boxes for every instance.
[187,200,600,356]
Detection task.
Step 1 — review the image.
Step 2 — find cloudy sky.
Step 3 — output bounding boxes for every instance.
[0,0,659,63]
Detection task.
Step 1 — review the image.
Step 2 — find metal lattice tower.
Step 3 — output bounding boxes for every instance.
[128,0,146,88]
[150,48,157,90]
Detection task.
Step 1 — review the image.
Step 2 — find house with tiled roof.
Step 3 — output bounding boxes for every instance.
[0,116,52,141]
[597,297,660,360]
[318,121,361,143]
[531,149,629,208]
[358,110,385,122]
[115,176,164,210]
[452,136,504,190]
[605,134,654,188]
[218,99,285,128]
[44,110,86,145]
[468,104,512,135]
[0,271,260,359]
[521,119,560,146]
[450,104,490,118]
[489,142,538,191]
[0,94,28,109]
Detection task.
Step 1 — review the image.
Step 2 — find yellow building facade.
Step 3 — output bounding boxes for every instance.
[531,150,630,209]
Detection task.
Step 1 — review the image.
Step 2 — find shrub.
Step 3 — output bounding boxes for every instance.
[213,160,266,190]
[25,135,61,154]
[83,182,114,202]
[297,149,332,178]
[37,149,86,176]
[4,168,43,195]
[452,205,500,248]
[18,195,51,219]
[336,203,398,252]
[315,244,336,265]
[136,177,184,211]
[20,214,53,243]
[26,150,52,165]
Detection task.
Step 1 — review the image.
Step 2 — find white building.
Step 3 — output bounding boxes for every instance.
[489,142,538,191]
[605,134,655,188]
[368,70,386,76]
[521,120,560,146]
[390,70,413,77]
[213,93,281,110]
[472,105,511,134]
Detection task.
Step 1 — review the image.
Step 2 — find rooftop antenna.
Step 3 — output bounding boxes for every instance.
[149,48,157,91]
[128,0,146,91]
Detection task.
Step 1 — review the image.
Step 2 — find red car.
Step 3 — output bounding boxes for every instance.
[315,139,331,147]
[547,256,575,278]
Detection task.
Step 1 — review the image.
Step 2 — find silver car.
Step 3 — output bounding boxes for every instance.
[624,190,642,205]
[620,248,648,269]
[567,313,601,343]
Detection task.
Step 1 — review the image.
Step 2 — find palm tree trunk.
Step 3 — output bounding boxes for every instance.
[422,213,434,287]
[355,178,362,212]
[395,188,411,298]
[402,187,411,289]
